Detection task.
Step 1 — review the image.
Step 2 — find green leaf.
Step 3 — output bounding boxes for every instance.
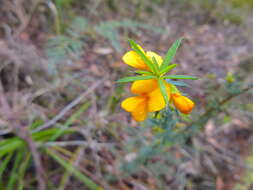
[152,56,160,73]
[159,64,177,75]
[161,38,182,69]
[166,79,189,87]
[158,79,168,104]
[135,70,153,75]
[163,75,198,80]
[47,150,100,190]
[128,39,155,72]
[117,75,156,83]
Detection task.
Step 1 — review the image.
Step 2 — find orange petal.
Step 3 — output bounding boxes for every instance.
[171,93,195,114]
[148,82,171,112]
[131,100,148,121]
[122,51,148,70]
[121,96,146,112]
[146,51,163,66]
[131,79,158,95]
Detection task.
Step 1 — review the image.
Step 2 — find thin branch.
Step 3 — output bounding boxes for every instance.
[188,84,253,128]
[201,85,252,118]
[33,77,108,132]
[40,141,113,147]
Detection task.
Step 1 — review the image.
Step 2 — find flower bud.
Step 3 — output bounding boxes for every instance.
[171,93,194,114]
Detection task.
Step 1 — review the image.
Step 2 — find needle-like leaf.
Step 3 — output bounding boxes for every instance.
[161,38,182,69]
[129,39,156,73]
[163,75,198,80]
[117,75,156,83]
[158,79,168,104]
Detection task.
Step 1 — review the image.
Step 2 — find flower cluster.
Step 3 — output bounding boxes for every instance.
[118,39,196,122]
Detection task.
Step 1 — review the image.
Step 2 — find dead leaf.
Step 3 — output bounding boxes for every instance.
[93,47,113,55]
[90,64,102,76]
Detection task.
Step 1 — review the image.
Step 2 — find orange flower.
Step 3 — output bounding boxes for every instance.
[171,93,194,114]
[122,45,163,70]
[121,79,170,121]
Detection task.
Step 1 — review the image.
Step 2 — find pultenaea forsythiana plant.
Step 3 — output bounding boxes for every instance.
[118,39,198,121]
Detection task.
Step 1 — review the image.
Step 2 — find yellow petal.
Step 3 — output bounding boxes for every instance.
[131,79,158,95]
[147,82,171,112]
[171,93,195,114]
[131,100,148,121]
[147,88,166,112]
[122,51,148,70]
[146,51,163,66]
[121,96,146,112]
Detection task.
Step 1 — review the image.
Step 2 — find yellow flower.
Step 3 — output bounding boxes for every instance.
[121,79,170,121]
[122,45,163,70]
[171,93,195,114]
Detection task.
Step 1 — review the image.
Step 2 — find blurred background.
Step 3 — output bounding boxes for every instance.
[0,0,252,189]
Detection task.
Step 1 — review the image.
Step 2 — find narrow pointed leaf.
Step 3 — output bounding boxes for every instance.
[135,70,153,75]
[159,64,177,75]
[163,75,198,80]
[158,79,168,104]
[117,75,156,83]
[161,38,182,69]
[128,39,155,72]
[152,56,160,73]
[166,79,189,87]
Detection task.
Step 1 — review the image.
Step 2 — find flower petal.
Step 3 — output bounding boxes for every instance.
[121,96,146,112]
[131,79,158,95]
[147,88,166,112]
[146,51,163,66]
[148,82,170,112]
[171,93,195,114]
[131,100,148,121]
[122,51,148,70]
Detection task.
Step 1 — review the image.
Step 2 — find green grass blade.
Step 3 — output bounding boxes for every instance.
[46,149,100,190]
[158,79,168,104]
[18,153,31,190]
[7,150,24,190]
[128,39,155,72]
[117,75,156,83]
[163,75,198,80]
[0,139,25,157]
[29,120,44,130]
[58,147,82,190]
[161,38,182,69]
[50,102,90,141]
[0,136,23,146]
[0,153,13,181]
[32,128,73,141]
[0,128,73,158]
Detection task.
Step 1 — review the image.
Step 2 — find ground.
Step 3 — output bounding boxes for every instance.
[0,1,253,189]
